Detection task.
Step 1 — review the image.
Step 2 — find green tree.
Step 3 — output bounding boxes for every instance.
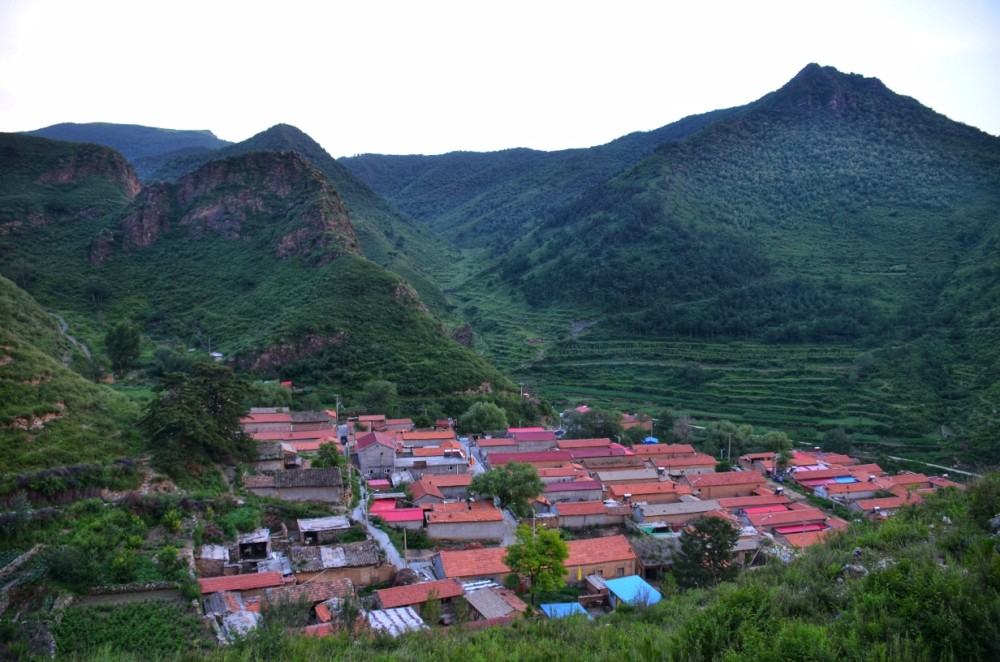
[563,407,624,440]
[105,320,141,375]
[457,401,509,435]
[672,516,739,589]
[822,427,855,455]
[142,363,255,474]
[311,442,344,469]
[421,589,442,626]
[504,524,569,596]
[359,379,398,416]
[470,462,544,518]
[761,430,792,454]
[706,420,754,460]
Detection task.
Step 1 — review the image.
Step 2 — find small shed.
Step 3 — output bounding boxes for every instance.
[238,528,271,560]
[365,607,428,637]
[298,516,352,545]
[604,575,662,609]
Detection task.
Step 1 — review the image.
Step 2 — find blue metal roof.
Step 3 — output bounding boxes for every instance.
[605,575,662,607]
[539,602,591,619]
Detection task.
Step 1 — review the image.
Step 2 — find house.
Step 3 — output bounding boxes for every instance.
[463,586,528,621]
[506,426,546,437]
[434,547,512,583]
[288,540,391,586]
[686,471,767,499]
[425,502,506,541]
[486,450,573,469]
[564,535,639,583]
[556,438,612,451]
[408,479,446,507]
[738,452,776,471]
[241,410,292,434]
[716,494,792,512]
[290,410,336,432]
[543,479,604,503]
[556,501,630,529]
[198,571,288,597]
[814,481,878,502]
[632,444,697,459]
[376,579,464,610]
[397,430,458,447]
[567,444,633,462]
[421,473,473,500]
[371,500,426,531]
[605,481,692,504]
[643,454,718,476]
[253,441,299,473]
[747,507,828,533]
[476,438,519,456]
[593,468,664,485]
[537,466,592,484]
[357,415,388,432]
[634,499,722,527]
[196,544,230,577]
[579,455,647,472]
[385,418,415,432]
[510,430,558,451]
[605,575,662,608]
[297,516,352,546]
[264,578,354,609]
[243,468,343,503]
[393,455,469,479]
[357,432,397,478]
[850,496,907,519]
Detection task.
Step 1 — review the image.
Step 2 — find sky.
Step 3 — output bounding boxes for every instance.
[1,0,998,158]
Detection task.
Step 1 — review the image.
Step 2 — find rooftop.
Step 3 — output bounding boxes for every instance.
[376,579,465,608]
[198,571,286,595]
[566,535,638,566]
[688,471,767,488]
[438,547,510,579]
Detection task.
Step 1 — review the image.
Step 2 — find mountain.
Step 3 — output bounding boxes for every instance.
[341,106,743,248]
[0,133,512,397]
[26,122,232,180]
[0,274,141,472]
[44,122,461,316]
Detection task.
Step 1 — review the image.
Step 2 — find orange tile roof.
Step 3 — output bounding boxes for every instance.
[400,430,457,441]
[438,547,511,579]
[716,495,791,509]
[377,579,464,608]
[566,535,637,566]
[556,501,607,516]
[431,500,496,513]
[783,530,831,549]
[409,480,444,501]
[556,438,612,450]
[242,413,292,424]
[199,571,286,594]
[426,508,504,524]
[648,454,718,468]
[822,482,877,494]
[888,473,930,486]
[688,471,766,488]
[606,482,690,499]
[425,474,474,488]
[633,444,696,456]
[748,508,827,528]
[855,496,906,511]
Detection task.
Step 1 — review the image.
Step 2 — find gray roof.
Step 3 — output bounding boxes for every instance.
[393,456,467,468]
[594,469,661,482]
[238,528,271,545]
[290,541,380,572]
[273,468,342,488]
[198,544,230,561]
[464,587,518,620]
[291,411,333,423]
[257,442,283,461]
[257,553,293,576]
[298,516,351,533]
[221,611,262,639]
[638,499,720,517]
[365,607,428,637]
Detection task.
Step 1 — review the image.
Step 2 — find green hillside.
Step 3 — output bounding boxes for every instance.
[0,274,140,473]
[342,106,743,248]
[0,133,512,398]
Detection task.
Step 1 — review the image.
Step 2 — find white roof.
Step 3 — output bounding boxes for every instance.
[365,607,428,637]
[298,516,351,533]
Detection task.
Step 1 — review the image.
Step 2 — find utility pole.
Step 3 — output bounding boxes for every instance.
[727,432,733,461]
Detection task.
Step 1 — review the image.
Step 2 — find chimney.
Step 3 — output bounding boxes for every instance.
[868,475,875,482]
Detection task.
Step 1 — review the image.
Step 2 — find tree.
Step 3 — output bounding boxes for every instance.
[142,363,255,473]
[673,415,696,444]
[359,379,398,416]
[105,320,141,375]
[822,427,855,455]
[504,524,569,596]
[705,420,754,460]
[672,516,739,589]
[470,462,544,518]
[457,401,509,435]
[563,407,623,440]
[762,430,792,455]
[312,442,344,469]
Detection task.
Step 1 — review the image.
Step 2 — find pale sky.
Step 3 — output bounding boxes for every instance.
[1,0,997,158]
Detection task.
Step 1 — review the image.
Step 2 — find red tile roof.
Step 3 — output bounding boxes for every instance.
[513,431,557,442]
[377,579,464,608]
[356,431,396,451]
[716,495,791,509]
[566,535,637,566]
[488,450,572,465]
[783,530,832,549]
[409,480,444,501]
[748,508,827,528]
[606,482,690,499]
[855,496,906,511]
[506,427,546,434]
[633,444,696,457]
[425,474,473,488]
[556,501,607,516]
[688,471,766,488]
[648,454,718,468]
[199,571,286,594]
[556,438,612,450]
[568,445,632,459]
[376,508,425,523]
[544,479,603,493]
[399,430,457,442]
[438,547,511,579]
[822,482,876,494]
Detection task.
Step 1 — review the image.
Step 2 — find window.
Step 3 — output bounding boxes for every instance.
[616,566,625,576]
[596,569,603,577]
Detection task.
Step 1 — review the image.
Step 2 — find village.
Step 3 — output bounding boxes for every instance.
[193,406,967,641]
